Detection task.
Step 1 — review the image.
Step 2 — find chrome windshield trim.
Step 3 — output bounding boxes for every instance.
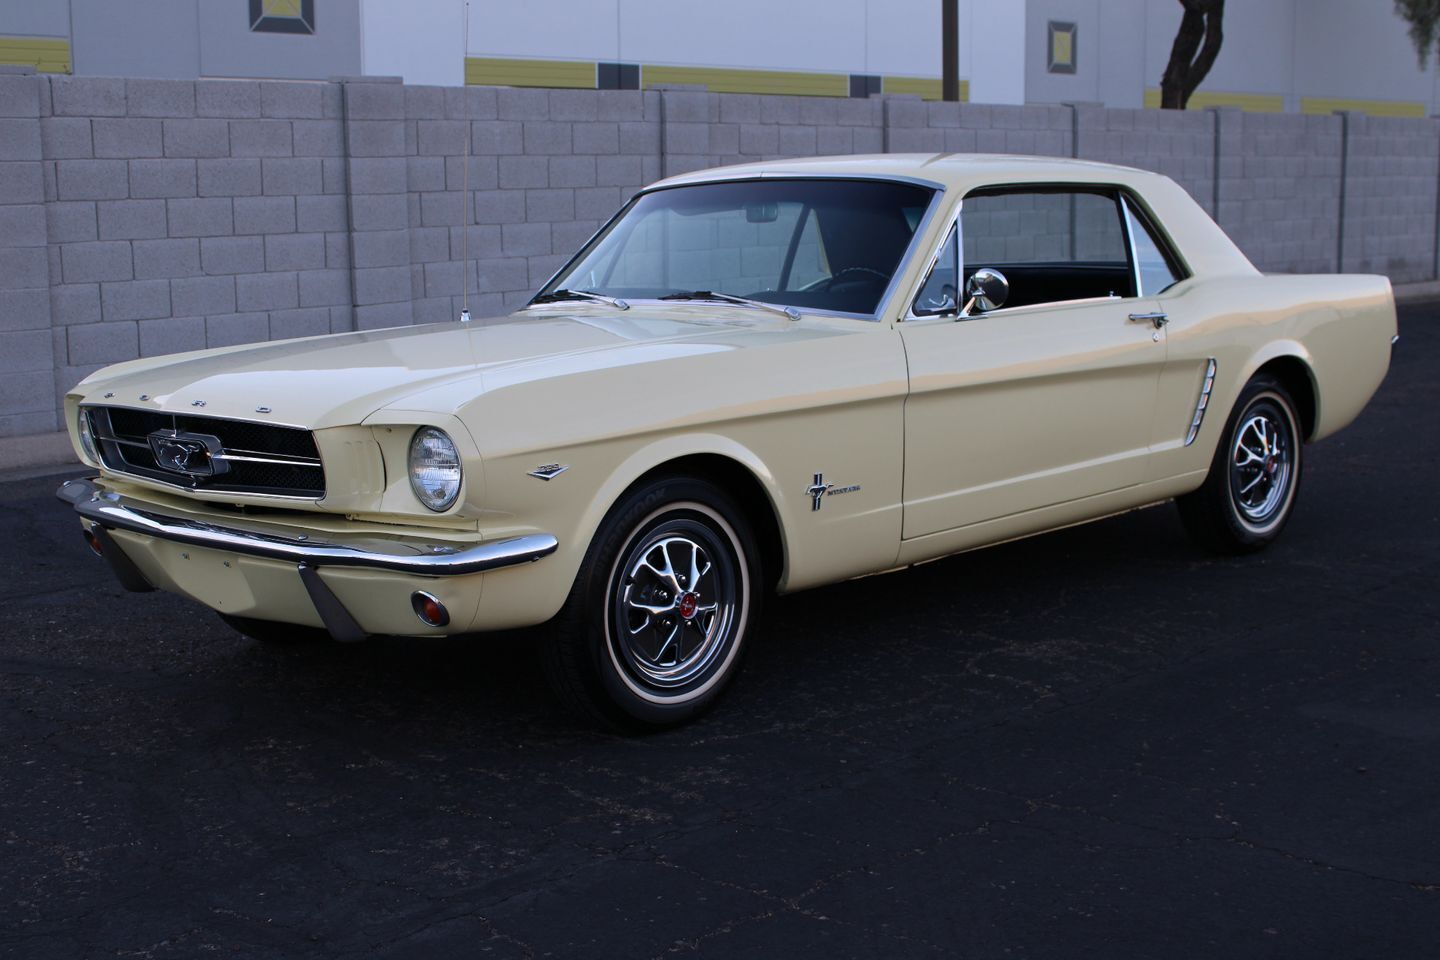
[57,479,557,576]
[642,171,949,193]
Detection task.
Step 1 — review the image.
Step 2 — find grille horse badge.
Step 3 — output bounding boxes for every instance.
[146,430,229,478]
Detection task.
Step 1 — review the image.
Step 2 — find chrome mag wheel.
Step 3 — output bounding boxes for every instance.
[543,477,760,729]
[1176,375,1305,555]
[1228,397,1296,531]
[611,520,738,693]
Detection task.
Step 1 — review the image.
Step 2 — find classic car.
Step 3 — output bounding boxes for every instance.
[58,154,1397,729]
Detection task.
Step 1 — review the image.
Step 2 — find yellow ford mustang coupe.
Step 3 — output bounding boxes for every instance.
[59,155,1396,729]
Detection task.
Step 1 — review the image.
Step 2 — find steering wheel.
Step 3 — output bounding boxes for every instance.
[815,266,892,290]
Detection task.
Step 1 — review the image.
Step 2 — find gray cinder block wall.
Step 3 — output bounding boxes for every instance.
[1,69,1436,442]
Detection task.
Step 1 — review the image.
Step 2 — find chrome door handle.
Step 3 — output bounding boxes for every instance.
[1128,311,1168,329]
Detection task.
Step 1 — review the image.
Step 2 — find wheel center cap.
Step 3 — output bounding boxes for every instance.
[678,592,699,619]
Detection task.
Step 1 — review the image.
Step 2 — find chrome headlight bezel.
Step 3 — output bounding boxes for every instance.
[407,426,462,512]
[77,408,99,463]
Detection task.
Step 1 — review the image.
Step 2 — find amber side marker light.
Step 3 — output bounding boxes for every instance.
[83,529,103,557]
[411,591,449,628]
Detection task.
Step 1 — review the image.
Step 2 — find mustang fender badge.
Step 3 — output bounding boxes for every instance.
[528,463,569,481]
[807,473,860,512]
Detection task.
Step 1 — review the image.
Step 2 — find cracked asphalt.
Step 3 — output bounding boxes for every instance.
[3,303,1437,959]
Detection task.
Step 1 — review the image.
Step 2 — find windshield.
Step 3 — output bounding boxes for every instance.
[537,178,936,317]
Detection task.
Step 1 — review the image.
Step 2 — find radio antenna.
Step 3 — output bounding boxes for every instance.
[460,0,472,322]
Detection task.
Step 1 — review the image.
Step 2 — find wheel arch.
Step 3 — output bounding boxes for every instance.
[1236,342,1319,441]
[577,436,790,593]
[1249,353,1319,441]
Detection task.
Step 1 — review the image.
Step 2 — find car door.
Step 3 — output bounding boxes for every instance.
[899,185,1168,539]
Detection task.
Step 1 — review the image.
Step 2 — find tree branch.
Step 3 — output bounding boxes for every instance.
[1160,0,1225,110]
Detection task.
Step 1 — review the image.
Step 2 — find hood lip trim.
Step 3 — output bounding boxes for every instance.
[78,400,313,432]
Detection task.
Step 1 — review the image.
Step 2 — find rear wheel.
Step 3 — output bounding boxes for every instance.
[1177,374,1303,554]
[217,612,329,645]
[542,476,761,731]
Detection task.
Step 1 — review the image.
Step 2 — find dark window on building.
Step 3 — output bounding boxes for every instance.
[849,74,881,98]
[598,63,640,90]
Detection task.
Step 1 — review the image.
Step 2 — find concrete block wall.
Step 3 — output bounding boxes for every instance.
[3,72,1439,442]
[0,70,55,438]
[1217,112,1345,276]
[39,74,350,429]
[1075,105,1216,216]
[1342,113,1440,282]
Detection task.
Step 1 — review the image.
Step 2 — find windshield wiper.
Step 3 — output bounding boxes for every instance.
[659,290,800,321]
[531,289,630,310]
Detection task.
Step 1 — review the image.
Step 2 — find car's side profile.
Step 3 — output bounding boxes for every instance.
[59,154,1397,729]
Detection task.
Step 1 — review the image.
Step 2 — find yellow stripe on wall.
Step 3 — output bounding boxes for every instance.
[642,64,847,98]
[0,36,70,74]
[465,57,596,89]
[1301,97,1427,118]
[1143,88,1284,112]
[882,76,968,102]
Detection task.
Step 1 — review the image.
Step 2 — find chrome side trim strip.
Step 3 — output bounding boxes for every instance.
[1185,358,1218,446]
[211,452,324,467]
[57,479,557,576]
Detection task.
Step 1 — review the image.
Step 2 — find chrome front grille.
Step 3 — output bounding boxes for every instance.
[87,407,326,499]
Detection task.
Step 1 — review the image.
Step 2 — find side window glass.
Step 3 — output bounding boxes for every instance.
[912,224,959,316]
[958,189,1134,309]
[1125,201,1181,296]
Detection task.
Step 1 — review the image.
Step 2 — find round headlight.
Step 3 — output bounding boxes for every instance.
[408,427,462,512]
[77,409,99,463]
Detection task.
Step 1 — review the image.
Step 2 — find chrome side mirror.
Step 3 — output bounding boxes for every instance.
[963,267,1009,315]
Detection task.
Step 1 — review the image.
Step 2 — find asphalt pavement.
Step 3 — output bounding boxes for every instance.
[2,303,1437,959]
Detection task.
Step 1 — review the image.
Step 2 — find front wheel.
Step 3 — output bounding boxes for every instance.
[1177,374,1303,554]
[541,477,762,731]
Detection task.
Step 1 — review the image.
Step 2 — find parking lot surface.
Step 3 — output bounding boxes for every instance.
[2,304,1437,959]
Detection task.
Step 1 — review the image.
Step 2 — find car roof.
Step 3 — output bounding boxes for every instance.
[648,153,1170,195]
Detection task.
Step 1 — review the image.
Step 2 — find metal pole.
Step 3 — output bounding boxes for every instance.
[942,0,959,102]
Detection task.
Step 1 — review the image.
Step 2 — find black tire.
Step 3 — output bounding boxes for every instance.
[218,612,329,644]
[1177,373,1303,554]
[541,476,762,731]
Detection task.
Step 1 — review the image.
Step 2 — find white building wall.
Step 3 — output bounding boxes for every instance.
[969,0,1027,104]
[462,0,999,84]
[4,0,1437,113]
[470,0,622,62]
[618,0,868,73]
[361,0,465,86]
[1294,0,1437,111]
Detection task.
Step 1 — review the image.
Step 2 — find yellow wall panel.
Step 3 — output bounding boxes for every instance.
[641,65,847,98]
[882,76,966,102]
[1301,97,1427,118]
[465,57,596,89]
[1143,88,1284,112]
[0,36,70,74]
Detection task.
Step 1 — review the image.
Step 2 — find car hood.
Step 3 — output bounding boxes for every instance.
[75,308,787,429]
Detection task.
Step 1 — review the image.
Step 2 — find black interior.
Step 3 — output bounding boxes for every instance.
[962,261,1135,310]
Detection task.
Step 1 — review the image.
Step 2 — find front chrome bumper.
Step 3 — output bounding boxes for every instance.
[57,478,558,640]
